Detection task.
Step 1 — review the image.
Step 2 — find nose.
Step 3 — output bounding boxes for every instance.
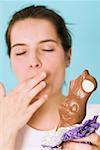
[29,52,42,70]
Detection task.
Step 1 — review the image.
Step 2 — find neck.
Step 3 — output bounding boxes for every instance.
[27,92,65,131]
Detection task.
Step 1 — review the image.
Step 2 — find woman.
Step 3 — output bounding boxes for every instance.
[0,5,100,150]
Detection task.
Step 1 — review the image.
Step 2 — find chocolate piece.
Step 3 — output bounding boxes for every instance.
[58,70,97,128]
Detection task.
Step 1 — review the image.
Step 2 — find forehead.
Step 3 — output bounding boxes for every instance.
[10,18,60,46]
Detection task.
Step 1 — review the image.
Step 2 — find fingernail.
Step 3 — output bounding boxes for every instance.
[44,94,48,99]
[41,72,46,78]
[41,81,46,87]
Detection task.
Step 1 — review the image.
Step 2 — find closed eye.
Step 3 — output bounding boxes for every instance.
[16,51,26,55]
[42,49,54,52]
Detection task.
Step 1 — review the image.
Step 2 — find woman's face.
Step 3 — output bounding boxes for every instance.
[10,18,69,98]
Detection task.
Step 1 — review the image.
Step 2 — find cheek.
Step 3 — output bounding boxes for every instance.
[46,56,65,87]
[53,66,65,87]
[11,59,28,81]
[51,66,65,94]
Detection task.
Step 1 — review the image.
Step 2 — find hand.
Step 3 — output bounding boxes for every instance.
[0,72,48,144]
[62,133,100,150]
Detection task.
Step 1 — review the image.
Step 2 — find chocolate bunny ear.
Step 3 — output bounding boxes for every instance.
[82,70,97,93]
[82,70,89,80]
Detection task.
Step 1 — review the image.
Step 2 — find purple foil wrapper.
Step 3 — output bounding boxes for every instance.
[61,116,100,142]
[42,115,100,149]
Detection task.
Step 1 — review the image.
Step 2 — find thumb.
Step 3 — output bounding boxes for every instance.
[0,82,6,97]
[72,133,100,147]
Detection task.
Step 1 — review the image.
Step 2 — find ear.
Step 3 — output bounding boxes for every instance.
[65,48,72,68]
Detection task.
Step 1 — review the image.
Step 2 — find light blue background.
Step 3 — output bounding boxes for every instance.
[0,0,100,103]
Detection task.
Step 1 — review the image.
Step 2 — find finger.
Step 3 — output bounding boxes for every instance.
[23,81,46,105]
[73,133,100,147]
[27,94,48,112]
[11,72,46,94]
[21,72,47,92]
[18,72,46,92]
[0,82,6,97]
[62,141,98,150]
[24,94,48,122]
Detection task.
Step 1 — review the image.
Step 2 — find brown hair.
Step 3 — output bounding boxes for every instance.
[5,5,72,56]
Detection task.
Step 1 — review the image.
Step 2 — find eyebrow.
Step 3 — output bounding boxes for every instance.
[39,39,58,44]
[11,39,58,49]
[11,43,27,49]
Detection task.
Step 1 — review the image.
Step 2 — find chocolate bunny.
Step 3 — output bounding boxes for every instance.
[58,70,97,128]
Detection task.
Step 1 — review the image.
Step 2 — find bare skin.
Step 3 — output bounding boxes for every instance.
[0,71,48,149]
[62,133,100,150]
[1,18,100,150]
